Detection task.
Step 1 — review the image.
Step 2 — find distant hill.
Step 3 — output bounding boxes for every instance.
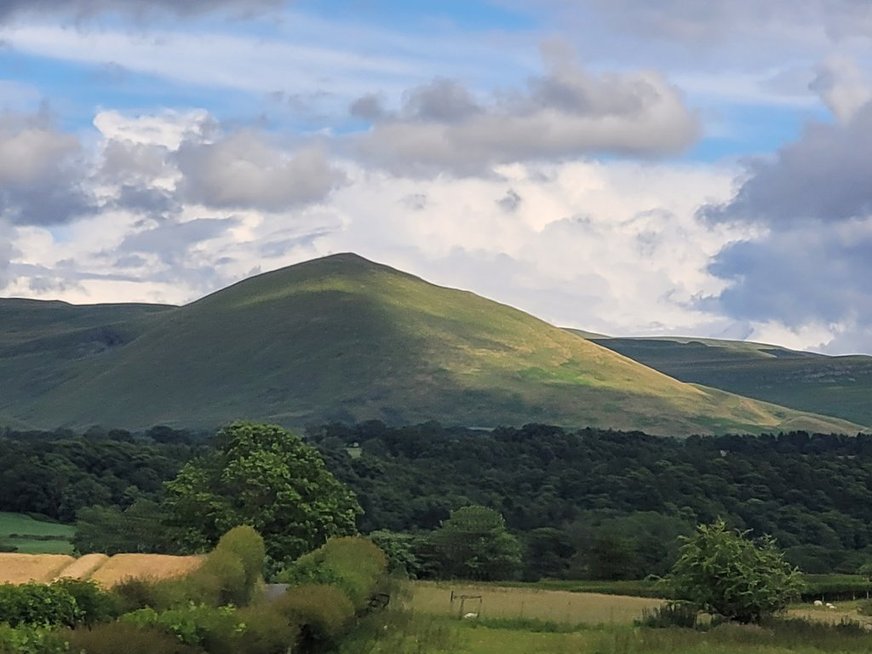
[0,254,863,435]
[569,331,872,429]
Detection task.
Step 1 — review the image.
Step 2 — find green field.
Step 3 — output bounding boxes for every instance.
[355,582,872,653]
[575,332,872,429]
[0,512,74,554]
[0,254,861,435]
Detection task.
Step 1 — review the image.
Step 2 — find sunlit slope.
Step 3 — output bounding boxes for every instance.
[570,331,872,429]
[4,255,863,434]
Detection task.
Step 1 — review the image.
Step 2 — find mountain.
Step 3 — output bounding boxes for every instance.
[569,331,872,429]
[0,254,863,435]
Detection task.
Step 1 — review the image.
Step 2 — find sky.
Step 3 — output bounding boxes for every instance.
[0,1,871,354]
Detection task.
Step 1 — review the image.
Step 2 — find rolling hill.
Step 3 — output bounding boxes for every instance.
[0,254,864,435]
[570,331,872,429]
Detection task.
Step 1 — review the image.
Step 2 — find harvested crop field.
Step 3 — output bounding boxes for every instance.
[0,554,75,584]
[409,581,662,625]
[89,553,204,587]
[52,553,109,581]
[0,552,203,587]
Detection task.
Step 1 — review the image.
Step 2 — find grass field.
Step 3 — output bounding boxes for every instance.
[408,581,662,625]
[0,512,74,554]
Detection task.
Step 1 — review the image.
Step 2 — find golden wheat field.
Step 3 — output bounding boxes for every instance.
[51,553,109,581]
[0,554,75,584]
[88,553,204,587]
[0,552,203,587]
[408,581,663,625]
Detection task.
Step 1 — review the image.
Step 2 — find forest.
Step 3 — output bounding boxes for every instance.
[2,422,872,579]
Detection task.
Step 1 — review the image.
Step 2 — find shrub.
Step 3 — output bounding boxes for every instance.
[670,520,804,623]
[215,527,265,590]
[0,624,68,654]
[122,604,240,651]
[0,583,81,628]
[186,547,247,606]
[63,622,202,654]
[111,577,178,613]
[278,537,387,609]
[857,599,872,616]
[274,584,355,646]
[51,579,118,626]
[233,605,299,654]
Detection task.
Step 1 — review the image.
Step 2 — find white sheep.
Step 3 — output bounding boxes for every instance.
[826,603,836,609]
[463,612,479,620]
[813,600,823,606]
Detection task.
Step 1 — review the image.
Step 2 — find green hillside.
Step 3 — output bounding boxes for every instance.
[570,331,872,429]
[0,254,863,435]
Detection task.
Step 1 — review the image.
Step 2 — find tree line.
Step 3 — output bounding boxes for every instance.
[3,421,872,578]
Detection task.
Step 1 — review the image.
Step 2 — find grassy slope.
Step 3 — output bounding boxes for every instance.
[0,300,174,418]
[0,512,74,554]
[1,254,863,435]
[568,331,872,429]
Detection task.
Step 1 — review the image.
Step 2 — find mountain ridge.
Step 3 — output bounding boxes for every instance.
[0,254,865,435]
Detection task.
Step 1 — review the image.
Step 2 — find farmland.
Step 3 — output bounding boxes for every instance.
[409,581,662,625]
[0,551,203,586]
[0,512,73,554]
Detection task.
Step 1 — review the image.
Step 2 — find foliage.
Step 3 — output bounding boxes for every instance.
[369,530,426,578]
[49,579,118,626]
[122,604,240,649]
[63,622,202,654]
[670,520,804,623]
[74,500,179,555]
[278,536,387,609]
[0,624,68,654]
[313,423,872,577]
[163,422,361,562]
[0,429,201,523]
[0,582,81,628]
[426,506,521,581]
[273,584,355,647]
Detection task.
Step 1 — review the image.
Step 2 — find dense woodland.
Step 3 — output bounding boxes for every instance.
[3,422,872,578]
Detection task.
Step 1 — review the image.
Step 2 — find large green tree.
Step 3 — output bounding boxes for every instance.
[427,505,521,581]
[671,520,804,623]
[163,422,361,563]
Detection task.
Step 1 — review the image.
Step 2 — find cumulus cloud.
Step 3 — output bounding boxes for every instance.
[705,87,872,350]
[809,57,872,123]
[350,43,699,176]
[0,112,92,225]
[0,219,13,289]
[176,131,347,212]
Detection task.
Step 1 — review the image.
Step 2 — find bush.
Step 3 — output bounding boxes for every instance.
[670,520,804,623]
[63,622,202,654]
[278,537,386,609]
[234,605,299,654]
[122,604,240,651]
[274,584,355,646]
[51,579,118,626]
[0,583,81,628]
[111,577,178,613]
[0,624,68,654]
[213,526,265,599]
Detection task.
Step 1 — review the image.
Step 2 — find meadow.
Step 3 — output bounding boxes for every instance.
[0,512,73,554]
[409,581,662,625]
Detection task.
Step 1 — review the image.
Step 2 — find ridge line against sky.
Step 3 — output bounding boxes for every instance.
[0,0,870,354]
